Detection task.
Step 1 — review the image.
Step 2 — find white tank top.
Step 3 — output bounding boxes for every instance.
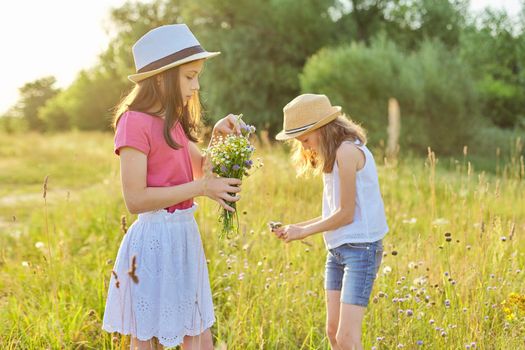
[322,140,388,249]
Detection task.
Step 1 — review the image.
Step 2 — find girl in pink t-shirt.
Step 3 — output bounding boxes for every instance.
[102,24,242,349]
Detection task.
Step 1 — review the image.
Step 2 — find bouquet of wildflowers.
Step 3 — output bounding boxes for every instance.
[206,115,258,237]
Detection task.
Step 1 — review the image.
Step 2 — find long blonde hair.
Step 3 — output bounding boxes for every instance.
[113,66,201,149]
[291,115,367,177]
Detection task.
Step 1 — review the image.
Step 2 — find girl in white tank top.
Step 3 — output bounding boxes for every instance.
[273,93,388,350]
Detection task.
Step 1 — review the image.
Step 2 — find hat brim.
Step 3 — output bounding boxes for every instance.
[128,51,220,83]
[275,107,341,141]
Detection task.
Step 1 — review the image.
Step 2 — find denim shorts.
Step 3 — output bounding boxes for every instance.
[325,240,383,307]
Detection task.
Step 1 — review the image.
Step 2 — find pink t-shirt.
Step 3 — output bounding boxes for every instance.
[114,110,194,212]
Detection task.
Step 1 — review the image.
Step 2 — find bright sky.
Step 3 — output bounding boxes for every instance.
[0,0,522,115]
[0,0,129,114]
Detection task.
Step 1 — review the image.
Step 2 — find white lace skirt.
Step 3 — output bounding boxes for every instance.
[102,204,215,348]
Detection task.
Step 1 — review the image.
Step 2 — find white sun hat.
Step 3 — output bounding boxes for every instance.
[128,24,220,83]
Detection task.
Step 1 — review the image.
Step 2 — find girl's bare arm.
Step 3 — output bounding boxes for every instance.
[188,114,243,179]
[120,147,241,214]
[274,143,364,242]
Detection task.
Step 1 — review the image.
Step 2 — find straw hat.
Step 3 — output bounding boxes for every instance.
[275,94,342,140]
[128,24,220,83]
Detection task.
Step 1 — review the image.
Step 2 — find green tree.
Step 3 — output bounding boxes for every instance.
[12,76,60,131]
[332,0,468,50]
[0,107,28,134]
[38,94,70,131]
[41,67,129,131]
[300,37,479,154]
[182,0,340,133]
[460,9,525,128]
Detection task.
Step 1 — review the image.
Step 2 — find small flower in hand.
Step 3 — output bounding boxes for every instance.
[269,221,285,240]
[268,221,282,232]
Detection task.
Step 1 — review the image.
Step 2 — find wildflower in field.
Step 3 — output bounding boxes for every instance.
[128,255,139,284]
[35,241,45,249]
[21,261,29,267]
[501,292,525,321]
[382,265,392,275]
[120,215,127,234]
[402,217,417,224]
[416,340,424,346]
[432,218,449,226]
[10,230,21,239]
[206,114,259,236]
[111,271,120,288]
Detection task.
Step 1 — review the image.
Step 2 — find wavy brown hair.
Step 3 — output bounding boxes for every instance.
[291,115,367,177]
[112,66,201,149]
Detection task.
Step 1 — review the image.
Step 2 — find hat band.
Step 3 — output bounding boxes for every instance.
[137,45,205,73]
[285,122,317,135]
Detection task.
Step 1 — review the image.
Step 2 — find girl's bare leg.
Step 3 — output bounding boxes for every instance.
[130,336,164,350]
[336,303,366,350]
[183,328,213,350]
[326,290,342,350]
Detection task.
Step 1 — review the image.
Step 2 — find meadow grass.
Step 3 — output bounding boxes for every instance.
[0,131,524,349]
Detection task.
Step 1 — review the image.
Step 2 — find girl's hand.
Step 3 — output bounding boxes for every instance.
[213,114,245,135]
[201,177,241,212]
[278,225,309,243]
[272,226,285,239]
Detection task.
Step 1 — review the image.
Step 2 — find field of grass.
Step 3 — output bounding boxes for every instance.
[0,131,524,349]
